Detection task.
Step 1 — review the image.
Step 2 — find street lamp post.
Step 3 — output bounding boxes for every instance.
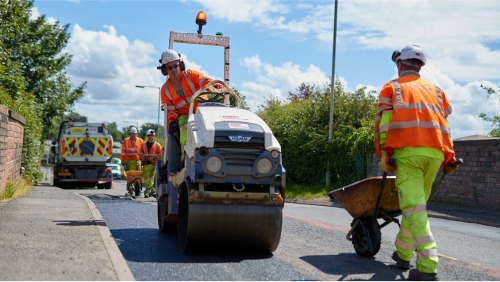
[326,0,339,187]
[136,85,161,141]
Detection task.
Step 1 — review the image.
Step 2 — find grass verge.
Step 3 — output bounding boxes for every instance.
[285,183,336,199]
[0,177,33,203]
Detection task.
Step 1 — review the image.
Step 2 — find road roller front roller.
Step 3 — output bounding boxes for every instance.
[155,80,286,253]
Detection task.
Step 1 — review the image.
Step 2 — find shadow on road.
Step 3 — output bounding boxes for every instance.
[301,253,406,281]
[109,228,274,264]
[53,220,107,226]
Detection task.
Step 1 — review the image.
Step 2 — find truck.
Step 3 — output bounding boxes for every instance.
[52,117,114,189]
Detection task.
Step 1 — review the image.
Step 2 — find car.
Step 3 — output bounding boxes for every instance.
[107,164,121,180]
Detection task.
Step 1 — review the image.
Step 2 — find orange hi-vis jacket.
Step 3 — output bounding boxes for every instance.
[139,141,162,165]
[121,137,144,163]
[375,71,455,165]
[160,69,213,122]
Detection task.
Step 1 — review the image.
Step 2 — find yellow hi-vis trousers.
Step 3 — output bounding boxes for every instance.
[143,164,156,195]
[394,155,442,274]
[124,160,141,194]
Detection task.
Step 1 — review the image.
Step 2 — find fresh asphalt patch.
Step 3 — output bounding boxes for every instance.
[86,194,309,281]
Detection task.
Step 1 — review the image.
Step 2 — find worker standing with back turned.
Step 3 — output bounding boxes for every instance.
[121,127,144,196]
[374,45,459,281]
[140,129,162,198]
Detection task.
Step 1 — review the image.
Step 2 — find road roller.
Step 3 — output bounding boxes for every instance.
[155,80,286,252]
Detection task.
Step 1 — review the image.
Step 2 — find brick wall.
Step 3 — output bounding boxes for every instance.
[0,104,26,193]
[369,138,500,210]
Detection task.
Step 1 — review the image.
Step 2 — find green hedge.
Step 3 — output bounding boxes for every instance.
[258,79,377,186]
[0,88,43,183]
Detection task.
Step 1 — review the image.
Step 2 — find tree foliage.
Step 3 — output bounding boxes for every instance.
[479,84,500,137]
[230,87,249,110]
[1,0,86,135]
[258,78,378,185]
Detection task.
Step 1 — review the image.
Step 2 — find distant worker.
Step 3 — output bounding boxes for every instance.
[140,129,162,198]
[157,49,223,133]
[121,127,144,196]
[374,45,459,281]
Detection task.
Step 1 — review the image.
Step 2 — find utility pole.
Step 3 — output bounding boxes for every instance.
[326,0,338,187]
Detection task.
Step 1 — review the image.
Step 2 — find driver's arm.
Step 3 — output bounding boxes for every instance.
[188,69,213,89]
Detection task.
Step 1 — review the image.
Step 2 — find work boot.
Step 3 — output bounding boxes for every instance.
[392,251,410,270]
[409,269,438,281]
[144,193,149,198]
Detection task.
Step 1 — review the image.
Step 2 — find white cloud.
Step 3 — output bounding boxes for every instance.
[239,55,338,110]
[29,7,40,20]
[65,24,164,128]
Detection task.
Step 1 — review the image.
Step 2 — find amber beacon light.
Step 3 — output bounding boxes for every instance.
[196,11,207,34]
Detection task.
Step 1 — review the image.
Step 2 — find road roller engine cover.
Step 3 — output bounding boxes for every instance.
[156,80,286,253]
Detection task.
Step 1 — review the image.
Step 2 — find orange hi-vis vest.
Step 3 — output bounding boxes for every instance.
[160,69,213,121]
[121,137,144,162]
[375,71,455,165]
[139,141,162,165]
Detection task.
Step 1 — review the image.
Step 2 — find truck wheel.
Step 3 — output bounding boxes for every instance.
[97,183,105,189]
[105,182,112,189]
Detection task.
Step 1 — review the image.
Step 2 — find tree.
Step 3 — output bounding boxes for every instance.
[288,83,315,101]
[106,122,123,142]
[230,87,249,110]
[1,0,86,135]
[479,85,500,137]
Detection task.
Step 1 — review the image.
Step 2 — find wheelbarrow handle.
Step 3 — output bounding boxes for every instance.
[429,158,463,202]
[374,158,396,222]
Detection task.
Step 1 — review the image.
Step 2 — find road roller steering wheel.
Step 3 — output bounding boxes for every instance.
[195,92,227,104]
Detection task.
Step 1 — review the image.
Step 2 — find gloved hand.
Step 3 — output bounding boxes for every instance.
[381,150,396,173]
[160,104,165,111]
[168,117,178,131]
[443,158,459,175]
[214,84,224,89]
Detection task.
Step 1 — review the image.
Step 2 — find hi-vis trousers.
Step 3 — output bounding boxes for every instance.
[394,155,442,274]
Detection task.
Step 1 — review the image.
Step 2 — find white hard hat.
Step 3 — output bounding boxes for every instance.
[160,49,181,65]
[129,127,138,134]
[392,45,426,66]
[146,129,155,136]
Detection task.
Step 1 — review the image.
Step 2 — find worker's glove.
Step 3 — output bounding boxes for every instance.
[168,117,178,132]
[443,158,460,175]
[160,104,165,111]
[381,150,396,173]
[214,84,224,89]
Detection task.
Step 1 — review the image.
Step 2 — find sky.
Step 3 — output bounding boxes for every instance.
[32,0,500,139]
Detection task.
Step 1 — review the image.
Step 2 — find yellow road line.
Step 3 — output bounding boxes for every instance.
[438,253,459,260]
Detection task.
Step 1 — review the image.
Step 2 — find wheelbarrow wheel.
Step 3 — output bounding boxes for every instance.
[135,182,141,197]
[351,218,380,257]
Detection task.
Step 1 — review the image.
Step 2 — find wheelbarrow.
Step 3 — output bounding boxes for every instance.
[328,158,462,257]
[124,170,144,198]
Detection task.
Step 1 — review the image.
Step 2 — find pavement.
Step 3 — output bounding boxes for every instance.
[0,182,134,281]
[286,196,500,228]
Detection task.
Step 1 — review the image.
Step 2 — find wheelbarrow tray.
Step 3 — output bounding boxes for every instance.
[328,176,401,219]
[124,171,145,183]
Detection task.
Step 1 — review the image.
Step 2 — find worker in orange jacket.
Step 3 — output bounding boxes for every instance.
[139,129,162,198]
[157,49,223,132]
[121,127,143,196]
[375,45,459,281]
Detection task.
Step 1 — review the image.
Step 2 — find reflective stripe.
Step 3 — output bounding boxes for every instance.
[378,104,393,113]
[400,226,412,238]
[403,205,427,217]
[379,96,392,105]
[417,249,438,260]
[444,106,452,117]
[168,112,179,118]
[375,132,380,138]
[199,76,208,87]
[376,115,382,122]
[392,80,403,105]
[389,120,450,135]
[393,102,444,115]
[436,86,443,109]
[167,106,176,110]
[414,235,435,246]
[379,124,390,133]
[184,69,197,94]
[163,82,174,102]
[396,238,416,251]
[176,99,188,108]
